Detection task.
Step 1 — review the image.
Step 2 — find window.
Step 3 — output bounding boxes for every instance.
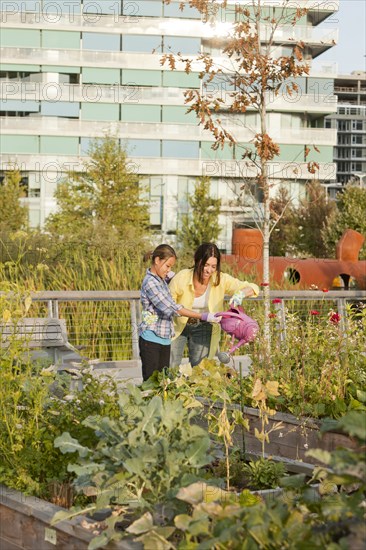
[43,30,80,49]
[40,136,79,155]
[352,135,363,144]
[0,100,39,113]
[338,134,350,144]
[127,140,160,157]
[122,35,162,53]
[337,149,349,159]
[81,103,119,121]
[41,1,80,13]
[164,2,200,18]
[0,135,39,153]
[338,121,349,131]
[121,104,160,122]
[41,101,79,117]
[163,36,201,55]
[162,140,199,159]
[83,0,119,15]
[83,67,120,85]
[352,120,363,131]
[83,33,120,51]
[124,1,162,17]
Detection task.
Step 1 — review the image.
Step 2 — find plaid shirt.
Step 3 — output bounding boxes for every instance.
[139,269,182,339]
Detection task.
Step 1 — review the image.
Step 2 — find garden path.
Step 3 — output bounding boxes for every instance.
[91,354,252,388]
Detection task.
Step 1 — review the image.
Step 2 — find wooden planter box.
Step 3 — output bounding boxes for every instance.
[199,401,360,466]
[0,484,140,550]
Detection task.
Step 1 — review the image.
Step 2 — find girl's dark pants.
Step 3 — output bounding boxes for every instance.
[139,336,171,381]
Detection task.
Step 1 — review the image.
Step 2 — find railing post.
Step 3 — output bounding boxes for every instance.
[47,300,59,318]
[337,298,347,338]
[274,300,287,343]
[54,300,59,319]
[130,299,139,361]
[47,300,53,317]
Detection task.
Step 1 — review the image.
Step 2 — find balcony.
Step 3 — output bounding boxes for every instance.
[0,80,338,114]
[1,2,340,35]
[0,152,336,182]
[0,116,337,146]
[0,47,165,70]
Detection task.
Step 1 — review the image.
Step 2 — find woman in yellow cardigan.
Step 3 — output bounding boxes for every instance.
[169,243,259,368]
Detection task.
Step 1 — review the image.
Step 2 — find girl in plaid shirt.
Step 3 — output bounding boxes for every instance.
[139,244,220,381]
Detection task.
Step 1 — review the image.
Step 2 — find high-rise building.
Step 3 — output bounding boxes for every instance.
[325,71,366,188]
[0,0,338,251]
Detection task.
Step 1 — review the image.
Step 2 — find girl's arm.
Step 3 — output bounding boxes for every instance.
[179,307,219,323]
[144,281,218,322]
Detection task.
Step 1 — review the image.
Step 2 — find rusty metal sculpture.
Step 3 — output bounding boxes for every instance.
[224,228,366,290]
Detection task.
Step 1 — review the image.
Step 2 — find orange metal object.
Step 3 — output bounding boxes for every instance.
[224,228,366,290]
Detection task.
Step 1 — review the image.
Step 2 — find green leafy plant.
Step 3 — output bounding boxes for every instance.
[242,458,287,490]
[129,411,366,550]
[249,301,366,419]
[52,385,213,547]
[144,360,250,489]
[0,289,121,505]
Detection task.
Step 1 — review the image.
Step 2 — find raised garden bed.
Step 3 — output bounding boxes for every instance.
[0,484,139,550]
[198,400,360,465]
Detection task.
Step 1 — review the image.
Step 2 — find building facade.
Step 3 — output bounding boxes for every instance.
[325,71,366,188]
[0,0,338,251]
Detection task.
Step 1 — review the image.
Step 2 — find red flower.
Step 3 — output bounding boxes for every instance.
[272,298,282,304]
[260,282,269,287]
[329,312,341,324]
[322,288,329,293]
[310,310,320,316]
[268,313,277,318]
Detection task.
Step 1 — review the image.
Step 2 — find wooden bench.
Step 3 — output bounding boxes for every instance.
[0,317,85,367]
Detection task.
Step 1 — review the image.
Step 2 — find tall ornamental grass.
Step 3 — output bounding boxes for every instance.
[0,235,147,360]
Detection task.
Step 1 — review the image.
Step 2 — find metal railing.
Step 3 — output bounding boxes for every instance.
[16,289,365,363]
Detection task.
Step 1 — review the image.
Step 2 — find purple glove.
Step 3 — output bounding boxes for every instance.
[201,312,221,323]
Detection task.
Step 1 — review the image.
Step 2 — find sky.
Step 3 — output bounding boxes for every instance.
[313,0,366,74]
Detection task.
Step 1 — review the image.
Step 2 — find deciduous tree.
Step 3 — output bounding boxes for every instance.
[46,136,150,245]
[162,0,311,351]
[178,176,221,254]
[294,180,336,258]
[0,169,28,234]
[322,185,366,260]
[269,186,298,257]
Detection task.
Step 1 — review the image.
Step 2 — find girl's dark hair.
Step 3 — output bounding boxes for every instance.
[151,244,177,264]
[193,243,221,286]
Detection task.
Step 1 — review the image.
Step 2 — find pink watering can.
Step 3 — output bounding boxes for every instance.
[214,305,259,364]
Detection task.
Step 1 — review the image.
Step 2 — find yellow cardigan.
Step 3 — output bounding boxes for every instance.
[169,269,260,358]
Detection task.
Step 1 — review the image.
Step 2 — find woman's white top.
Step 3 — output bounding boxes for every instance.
[192,285,210,311]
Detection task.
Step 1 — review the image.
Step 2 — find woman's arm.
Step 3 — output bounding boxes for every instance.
[223,273,260,298]
[178,307,219,323]
[239,286,256,298]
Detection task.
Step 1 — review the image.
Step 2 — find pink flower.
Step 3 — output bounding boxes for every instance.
[272,298,282,304]
[329,312,341,324]
[310,310,320,316]
[268,313,277,318]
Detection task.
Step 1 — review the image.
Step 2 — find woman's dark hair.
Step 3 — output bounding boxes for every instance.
[151,244,177,264]
[193,243,221,286]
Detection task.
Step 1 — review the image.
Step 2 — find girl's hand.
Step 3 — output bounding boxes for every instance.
[201,312,221,323]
